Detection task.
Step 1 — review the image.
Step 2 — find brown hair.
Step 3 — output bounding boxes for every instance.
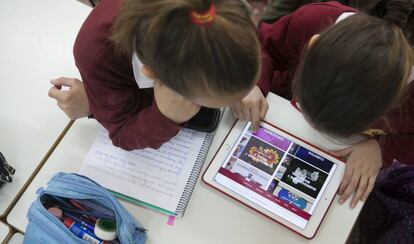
[294,13,414,137]
[111,0,260,97]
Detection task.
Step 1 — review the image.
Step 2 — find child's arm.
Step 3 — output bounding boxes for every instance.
[79,53,195,150]
[84,77,191,150]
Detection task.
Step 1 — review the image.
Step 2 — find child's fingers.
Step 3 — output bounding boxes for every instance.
[241,108,251,123]
[230,106,244,121]
[362,176,376,201]
[339,166,359,204]
[339,163,354,194]
[50,77,76,87]
[339,172,360,205]
[350,176,368,208]
[250,107,261,131]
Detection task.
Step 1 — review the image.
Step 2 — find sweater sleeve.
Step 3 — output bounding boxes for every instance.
[374,81,414,167]
[375,134,414,167]
[72,0,181,150]
[256,2,357,96]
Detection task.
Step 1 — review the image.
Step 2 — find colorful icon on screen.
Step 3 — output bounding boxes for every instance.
[278,189,307,209]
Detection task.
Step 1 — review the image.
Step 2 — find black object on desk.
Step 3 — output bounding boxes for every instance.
[0,152,15,188]
[185,107,221,133]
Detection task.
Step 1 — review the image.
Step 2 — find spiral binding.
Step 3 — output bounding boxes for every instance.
[175,110,223,217]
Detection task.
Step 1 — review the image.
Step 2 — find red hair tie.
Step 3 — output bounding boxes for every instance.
[190,4,216,26]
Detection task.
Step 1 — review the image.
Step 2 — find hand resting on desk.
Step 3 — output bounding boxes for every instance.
[331,139,382,209]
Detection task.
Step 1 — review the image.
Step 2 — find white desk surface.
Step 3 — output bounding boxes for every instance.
[8,94,362,243]
[0,222,10,243]
[0,0,91,216]
[6,232,24,244]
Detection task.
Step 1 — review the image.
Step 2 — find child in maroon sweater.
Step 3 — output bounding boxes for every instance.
[233,2,414,208]
[49,0,262,150]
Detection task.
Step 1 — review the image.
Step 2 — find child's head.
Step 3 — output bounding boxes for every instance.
[294,13,414,137]
[112,0,260,108]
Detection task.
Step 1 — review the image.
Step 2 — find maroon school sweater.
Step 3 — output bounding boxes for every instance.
[73,0,181,150]
[257,1,414,167]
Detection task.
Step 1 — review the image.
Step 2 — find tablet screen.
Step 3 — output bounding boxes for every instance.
[214,122,337,229]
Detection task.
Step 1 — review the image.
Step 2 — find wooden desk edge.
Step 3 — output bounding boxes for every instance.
[1,120,75,223]
[0,222,12,244]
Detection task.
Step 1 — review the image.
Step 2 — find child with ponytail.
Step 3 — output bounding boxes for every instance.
[48,0,261,150]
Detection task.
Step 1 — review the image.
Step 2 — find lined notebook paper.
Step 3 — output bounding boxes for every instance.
[80,127,215,217]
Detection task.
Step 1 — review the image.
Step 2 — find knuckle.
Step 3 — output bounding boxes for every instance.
[233,104,241,109]
[356,188,364,197]
[343,172,352,181]
[350,181,358,189]
[342,177,350,185]
[342,192,350,199]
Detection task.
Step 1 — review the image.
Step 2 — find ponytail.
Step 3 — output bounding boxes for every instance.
[112,0,259,96]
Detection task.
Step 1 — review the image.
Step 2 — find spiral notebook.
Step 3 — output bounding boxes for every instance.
[79,126,216,217]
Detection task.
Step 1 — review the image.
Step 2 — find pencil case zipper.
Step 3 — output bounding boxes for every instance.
[47,177,132,224]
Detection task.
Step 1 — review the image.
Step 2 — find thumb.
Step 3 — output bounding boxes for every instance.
[330,147,353,158]
[50,77,77,87]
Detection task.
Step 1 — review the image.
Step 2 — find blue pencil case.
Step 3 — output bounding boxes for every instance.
[24,172,147,244]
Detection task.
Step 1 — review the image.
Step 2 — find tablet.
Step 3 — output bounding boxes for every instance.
[203,120,345,239]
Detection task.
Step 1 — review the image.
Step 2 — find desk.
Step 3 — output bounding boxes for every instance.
[0,222,10,244]
[0,0,91,216]
[6,232,24,244]
[8,94,362,243]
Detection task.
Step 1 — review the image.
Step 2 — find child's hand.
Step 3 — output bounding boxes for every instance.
[331,139,382,208]
[153,81,201,124]
[48,77,91,120]
[230,85,268,131]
